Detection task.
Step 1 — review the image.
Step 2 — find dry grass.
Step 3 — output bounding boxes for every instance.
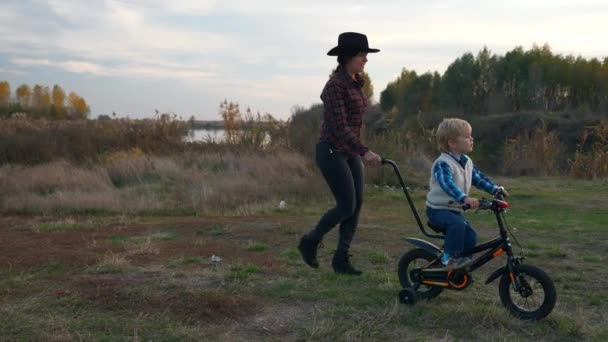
[503,123,564,176]
[0,117,187,164]
[570,119,608,179]
[92,252,131,274]
[126,237,161,256]
[0,149,324,214]
[363,127,434,186]
[184,151,324,211]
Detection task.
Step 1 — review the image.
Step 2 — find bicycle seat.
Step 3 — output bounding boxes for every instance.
[427,221,446,234]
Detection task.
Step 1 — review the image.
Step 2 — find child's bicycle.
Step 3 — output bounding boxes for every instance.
[382,159,556,320]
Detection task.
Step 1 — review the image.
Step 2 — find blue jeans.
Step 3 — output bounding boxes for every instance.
[426,207,477,258]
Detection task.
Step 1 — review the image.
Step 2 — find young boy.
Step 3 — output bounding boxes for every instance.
[426,118,508,270]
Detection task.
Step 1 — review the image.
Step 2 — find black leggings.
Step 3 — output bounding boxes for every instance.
[308,142,364,254]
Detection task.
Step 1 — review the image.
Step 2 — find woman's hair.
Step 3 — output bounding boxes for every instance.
[337,50,359,67]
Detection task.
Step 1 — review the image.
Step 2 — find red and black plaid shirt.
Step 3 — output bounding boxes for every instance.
[318,66,369,157]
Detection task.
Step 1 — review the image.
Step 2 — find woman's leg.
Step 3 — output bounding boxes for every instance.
[331,155,365,275]
[307,144,357,240]
[299,143,356,268]
[336,155,364,254]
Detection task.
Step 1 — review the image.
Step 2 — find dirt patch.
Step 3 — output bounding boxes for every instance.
[148,290,259,324]
[247,302,316,337]
[71,273,259,324]
[0,216,150,269]
[1,215,297,273]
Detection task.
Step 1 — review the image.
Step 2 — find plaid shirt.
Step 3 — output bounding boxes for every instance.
[318,66,369,157]
[433,152,499,203]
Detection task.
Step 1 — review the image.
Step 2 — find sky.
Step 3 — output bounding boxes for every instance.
[1,0,607,120]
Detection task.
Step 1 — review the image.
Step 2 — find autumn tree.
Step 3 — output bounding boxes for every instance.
[30,84,52,117]
[51,84,67,119]
[67,91,89,119]
[219,99,242,143]
[0,81,10,107]
[1,81,90,119]
[16,84,31,108]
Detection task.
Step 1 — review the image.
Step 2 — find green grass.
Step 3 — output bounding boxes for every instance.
[230,263,262,280]
[145,231,179,241]
[280,248,299,260]
[0,271,37,294]
[547,246,568,258]
[246,241,269,252]
[582,255,602,263]
[110,234,130,245]
[203,224,227,236]
[37,220,101,232]
[110,231,178,246]
[169,257,205,267]
[1,176,606,340]
[368,251,389,264]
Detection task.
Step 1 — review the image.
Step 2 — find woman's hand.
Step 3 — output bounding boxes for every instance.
[363,150,382,167]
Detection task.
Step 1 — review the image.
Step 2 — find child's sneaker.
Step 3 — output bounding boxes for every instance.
[439,256,472,271]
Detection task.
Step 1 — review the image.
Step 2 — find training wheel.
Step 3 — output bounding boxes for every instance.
[399,288,417,305]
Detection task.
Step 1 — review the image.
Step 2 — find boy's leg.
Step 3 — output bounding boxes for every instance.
[444,214,467,258]
[462,221,478,258]
[427,209,467,257]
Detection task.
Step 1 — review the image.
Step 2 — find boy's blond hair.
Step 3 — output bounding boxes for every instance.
[435,118,471,152]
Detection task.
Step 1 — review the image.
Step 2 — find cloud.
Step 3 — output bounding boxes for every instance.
[0,68,26,76]
[59,61,106,75]
[151,0,219,15]
[10,58,52,67]
[10,57,108,75]
[1,0,235,80]
[1,0,607,119]
[113,65,213,79]
[8,57,215,80]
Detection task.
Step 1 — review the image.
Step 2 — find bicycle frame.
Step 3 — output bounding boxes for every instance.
[467,209,517,273]
[382,158,520,287]
[419,213,517,289]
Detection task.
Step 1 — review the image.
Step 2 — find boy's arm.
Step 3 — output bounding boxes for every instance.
[434,161,467,203]
[472,165,499,195]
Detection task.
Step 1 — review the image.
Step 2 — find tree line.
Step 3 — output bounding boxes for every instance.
[0,81,90,119]
[380,44,608,120]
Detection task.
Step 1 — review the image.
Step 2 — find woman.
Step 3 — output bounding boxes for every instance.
[298,32,382,275]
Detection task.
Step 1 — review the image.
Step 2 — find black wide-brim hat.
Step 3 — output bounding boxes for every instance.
[327,32,380,56]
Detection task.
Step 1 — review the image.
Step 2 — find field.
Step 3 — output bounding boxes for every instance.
[1,176,606,341]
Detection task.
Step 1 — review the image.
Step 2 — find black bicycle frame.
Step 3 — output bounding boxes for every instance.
[465,208,514,269]
[382,158,517,284]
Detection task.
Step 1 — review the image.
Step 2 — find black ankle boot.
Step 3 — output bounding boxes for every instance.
[298,235,322,268]
[332,252,362,275]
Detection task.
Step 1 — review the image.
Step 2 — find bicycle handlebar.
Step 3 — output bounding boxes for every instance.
[382,158,509,215]
[463,198,508,211]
